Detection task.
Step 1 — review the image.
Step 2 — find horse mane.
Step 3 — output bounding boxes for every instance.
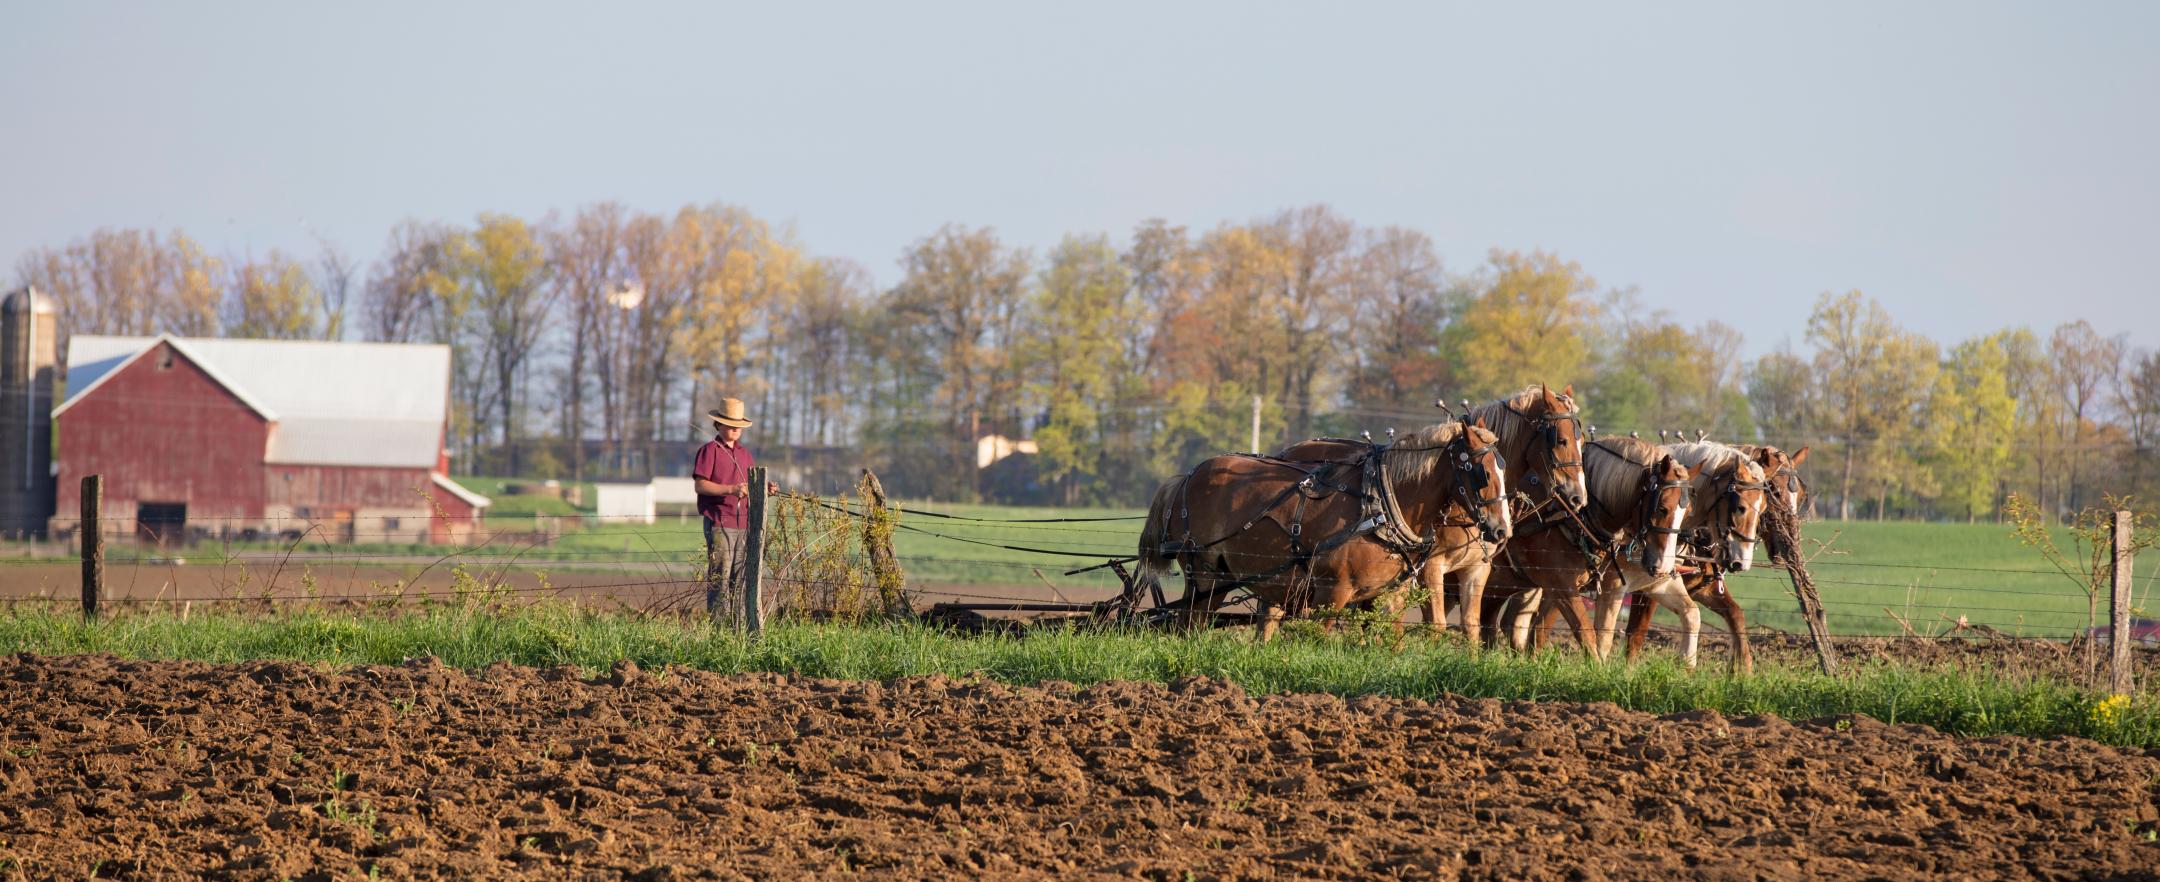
[1664,441,1766,509]
[1583,436,1662,512]
[1381,420,1470,488]
[1464,385,1565,453]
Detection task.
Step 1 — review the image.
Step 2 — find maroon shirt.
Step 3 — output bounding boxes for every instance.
[692,439,754,529]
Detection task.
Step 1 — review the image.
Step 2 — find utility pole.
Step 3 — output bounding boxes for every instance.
[1250,396,1262,453]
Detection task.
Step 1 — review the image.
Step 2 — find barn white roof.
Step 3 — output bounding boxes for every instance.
[58,335,455,470]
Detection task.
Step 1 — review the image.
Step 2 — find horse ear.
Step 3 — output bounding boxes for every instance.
[1472,415,1487,430]
[1789,446,1810,467]
[1562,383,1574,397]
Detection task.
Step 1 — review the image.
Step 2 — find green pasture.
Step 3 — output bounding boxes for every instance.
[15,491,2147,641]
[449,475,596,520]
[0,604,2152,749]
[1717,519,2149,640]
[536,510,2140,639]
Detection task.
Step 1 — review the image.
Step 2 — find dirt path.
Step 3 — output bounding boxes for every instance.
[1,654,2155,880]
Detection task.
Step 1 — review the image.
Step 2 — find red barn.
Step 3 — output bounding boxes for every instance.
[52,335,489,545]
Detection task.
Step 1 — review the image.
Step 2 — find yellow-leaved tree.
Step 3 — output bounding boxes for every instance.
[1441,249,1600,401]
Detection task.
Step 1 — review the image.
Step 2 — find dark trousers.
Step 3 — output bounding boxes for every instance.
[703,519,746,625]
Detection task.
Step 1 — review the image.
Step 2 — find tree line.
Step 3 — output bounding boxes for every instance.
[14,203,2158,520]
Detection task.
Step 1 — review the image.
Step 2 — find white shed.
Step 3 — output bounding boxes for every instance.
[591,482,656,525]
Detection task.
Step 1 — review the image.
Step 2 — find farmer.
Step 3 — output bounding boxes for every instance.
[693,398,775,623]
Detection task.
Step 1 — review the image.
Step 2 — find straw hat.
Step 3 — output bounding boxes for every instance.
[705,398,753,431]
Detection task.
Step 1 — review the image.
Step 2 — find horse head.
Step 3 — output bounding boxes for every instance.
[1750,444,1811,519]
[1638,455,1692,576]
[1708,457,1770,572]
[1452,419,1511,543]
[1524,383,1589,512]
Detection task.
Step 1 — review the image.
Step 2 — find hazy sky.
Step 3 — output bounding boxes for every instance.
[5,1,2155,356]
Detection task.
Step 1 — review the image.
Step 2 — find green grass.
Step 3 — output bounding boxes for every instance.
[0,604,2153,748]
[448,475,595,521]
[1719,519,2152,639]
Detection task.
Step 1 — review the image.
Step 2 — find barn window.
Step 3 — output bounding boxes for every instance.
[382,517,401,531]
[156,349,175,370]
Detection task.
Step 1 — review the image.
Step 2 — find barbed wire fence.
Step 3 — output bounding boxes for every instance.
[2,472,2151,686]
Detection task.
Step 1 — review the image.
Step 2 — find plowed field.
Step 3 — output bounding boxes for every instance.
[2,653,2156,881]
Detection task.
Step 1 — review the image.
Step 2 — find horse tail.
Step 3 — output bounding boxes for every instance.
[1135,473,1190,598]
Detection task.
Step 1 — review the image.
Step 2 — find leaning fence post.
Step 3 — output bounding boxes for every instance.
[81,474,102,623]
[742,466,767,634]
[2110,510,2135,695]
[859,469,907,616]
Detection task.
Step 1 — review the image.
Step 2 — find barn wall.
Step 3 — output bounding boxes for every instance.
[263,464,453,543]
[52,339,477,545]
[54,341,268,536]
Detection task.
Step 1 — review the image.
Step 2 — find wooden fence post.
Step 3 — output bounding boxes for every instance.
[859,469,907,616]
[742,466,767,634]
[2111,510,2135,695]
[81,474,102,622]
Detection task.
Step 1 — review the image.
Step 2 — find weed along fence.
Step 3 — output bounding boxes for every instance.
[10,471,2155,688]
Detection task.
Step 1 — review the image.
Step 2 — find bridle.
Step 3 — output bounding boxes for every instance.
[1635,465,1693,544]
[1445,428,1508,543]
[1713,465,1772,546]
[1505,399,1584,494]
[1386,428,1510,544]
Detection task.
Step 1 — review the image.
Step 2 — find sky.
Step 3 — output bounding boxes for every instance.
[3,1,2155,357]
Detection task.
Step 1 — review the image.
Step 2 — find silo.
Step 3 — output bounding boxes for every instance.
[1,287,57,538]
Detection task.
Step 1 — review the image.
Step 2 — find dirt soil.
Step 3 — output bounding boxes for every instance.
[2,654,2157,882]
[1636,627,2160,684]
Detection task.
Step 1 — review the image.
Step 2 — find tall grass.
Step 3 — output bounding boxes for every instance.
[0,603,2152,749]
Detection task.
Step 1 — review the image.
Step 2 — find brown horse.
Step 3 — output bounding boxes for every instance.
[1135,420,1508,640]
[1569,441,1770,666]
[1617,443,1805,672]
[1267,384,1591,645]
[1478,437,1695,659]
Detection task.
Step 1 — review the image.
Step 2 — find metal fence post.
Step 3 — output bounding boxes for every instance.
[2111,510,2134,695]
[743,466,767,634]
[81,474,102,622]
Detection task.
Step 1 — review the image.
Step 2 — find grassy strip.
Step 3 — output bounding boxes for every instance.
[1,604,2153,749]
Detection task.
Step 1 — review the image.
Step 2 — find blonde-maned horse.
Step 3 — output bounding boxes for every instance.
[1518,441,1770,666]
[1618,443,1807,673]
[1477,437,1695,658]
[1135,420,1508,640]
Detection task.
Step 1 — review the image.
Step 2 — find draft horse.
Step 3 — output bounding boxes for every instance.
[1617,443,1806,673]
[1477,437,1696,659]
[1265,384,1592,644]
[1135,419,1509,640]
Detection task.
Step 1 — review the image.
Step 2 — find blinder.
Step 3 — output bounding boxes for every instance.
[1636,469,1692,538]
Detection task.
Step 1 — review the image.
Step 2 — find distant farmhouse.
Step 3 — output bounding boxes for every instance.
[47,333,489,544]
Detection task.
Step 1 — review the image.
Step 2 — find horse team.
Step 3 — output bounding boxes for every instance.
[1136,385,1812,672]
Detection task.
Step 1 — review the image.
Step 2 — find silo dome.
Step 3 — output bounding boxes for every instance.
[1,287,57,316]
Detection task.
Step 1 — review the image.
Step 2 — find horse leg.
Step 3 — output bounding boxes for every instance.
[1666,589,1702,669]
[1623,593,1655,662]
[1255,600,1285,643]
[1590,582,1628,662]
[1505,589,1541,652]
[1458,565,1488,649]
[1704,585,1752,676]
[1635,575,1699,668]
[1546,589,1597,658]
[1529,591,1569,653]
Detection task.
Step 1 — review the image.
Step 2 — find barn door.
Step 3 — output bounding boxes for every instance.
[136,502,186,547]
